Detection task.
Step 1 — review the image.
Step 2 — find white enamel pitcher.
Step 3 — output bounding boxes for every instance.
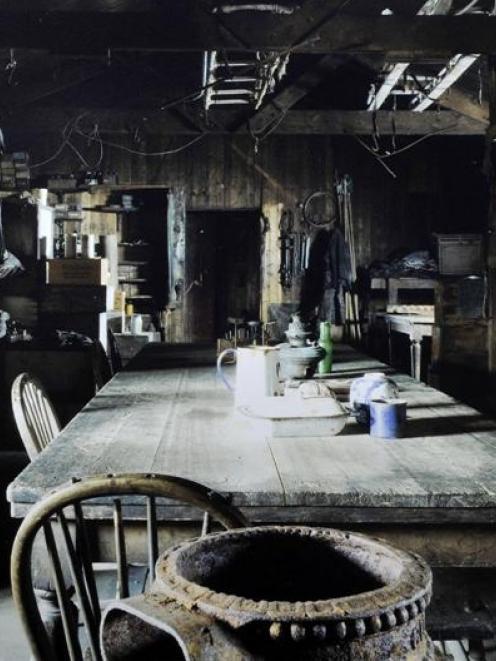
[217,346,282,407]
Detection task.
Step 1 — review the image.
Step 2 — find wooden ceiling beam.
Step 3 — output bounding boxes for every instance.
[1,107,485,135]
[277,109,485,134]
[0,13,494,55]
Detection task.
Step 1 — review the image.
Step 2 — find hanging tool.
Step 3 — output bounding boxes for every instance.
[279,208,309,289]
[336,174,362,344]
[336,174,356,282]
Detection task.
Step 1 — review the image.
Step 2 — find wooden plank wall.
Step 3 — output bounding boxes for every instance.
[18,131,488,323]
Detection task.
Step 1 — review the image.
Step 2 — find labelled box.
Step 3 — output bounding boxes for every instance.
[46,258,108,286]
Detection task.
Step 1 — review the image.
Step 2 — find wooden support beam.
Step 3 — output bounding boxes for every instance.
[411,54,480,112]
[245,54,348,135]
[485,55,496,372]
[0,13,494,55]
[368,0,452,111]
[1,107,486,135]
[276,109,486,135]
[439,86,489,124]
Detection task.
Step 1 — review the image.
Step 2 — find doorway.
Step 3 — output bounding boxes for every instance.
[184,210,261,343]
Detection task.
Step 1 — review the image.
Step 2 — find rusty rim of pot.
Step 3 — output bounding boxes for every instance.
[154,526,432,640]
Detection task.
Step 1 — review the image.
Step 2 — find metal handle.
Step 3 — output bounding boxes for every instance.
[216,348,237,392]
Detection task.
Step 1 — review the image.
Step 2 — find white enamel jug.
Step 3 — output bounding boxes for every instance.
[217,346,282,407]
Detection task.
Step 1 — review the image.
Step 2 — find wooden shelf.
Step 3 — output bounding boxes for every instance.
[54,217,84,222]
[119,260,148,265]
[46,187,90,194]
[118,242,150,247]
[82,206,138,214]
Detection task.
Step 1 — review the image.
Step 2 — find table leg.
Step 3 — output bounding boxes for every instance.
[34,587,73,661]
[415,340,422,382]
[410,338,422,381]
[387,321,393,366]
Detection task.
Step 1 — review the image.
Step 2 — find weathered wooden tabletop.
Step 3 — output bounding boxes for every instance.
[9,342,496,638]
[8,342,496,525]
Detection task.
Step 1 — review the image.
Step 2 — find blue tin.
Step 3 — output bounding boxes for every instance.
[369,399,407,439]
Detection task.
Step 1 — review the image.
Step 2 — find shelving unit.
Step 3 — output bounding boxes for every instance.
[116,209,155,313]
[37,187,170,333]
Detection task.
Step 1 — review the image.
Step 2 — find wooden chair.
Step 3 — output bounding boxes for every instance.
[11,472,247,661]
[11,373,61,460]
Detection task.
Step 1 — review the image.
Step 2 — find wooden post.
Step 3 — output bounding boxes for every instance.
[486,55,496,373]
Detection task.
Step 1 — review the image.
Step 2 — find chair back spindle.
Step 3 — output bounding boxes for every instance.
[11,473,247,661]
[11,373,61,459]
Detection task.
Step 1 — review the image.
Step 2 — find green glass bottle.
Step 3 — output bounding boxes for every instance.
[318,321,333,374]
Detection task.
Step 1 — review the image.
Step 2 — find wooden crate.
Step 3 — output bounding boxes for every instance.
[46,258,108,286]
[40,285,114,313]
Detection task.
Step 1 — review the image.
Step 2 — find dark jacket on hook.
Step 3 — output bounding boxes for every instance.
[299,226,352,325]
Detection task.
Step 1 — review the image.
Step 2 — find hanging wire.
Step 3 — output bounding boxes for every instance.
[30,0,354,166]
[391,93,397,153]
[380,124,459,158]
[66,140,90,168]
[72,118,206,157]
[30,107,207,169]
[30,113,86,168]
[352,135,398,178]
[88,123,104,169]
[5,49,17,86]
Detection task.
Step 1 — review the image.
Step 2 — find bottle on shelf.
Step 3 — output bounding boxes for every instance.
[318,321,333,374]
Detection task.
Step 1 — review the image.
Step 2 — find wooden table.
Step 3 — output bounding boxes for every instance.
[7,342,496,639]
[374,312,434,381]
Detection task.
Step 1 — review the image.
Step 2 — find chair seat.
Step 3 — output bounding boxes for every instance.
[92,563,149,607]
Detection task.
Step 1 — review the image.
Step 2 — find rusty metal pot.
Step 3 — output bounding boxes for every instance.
[101,526,440,660]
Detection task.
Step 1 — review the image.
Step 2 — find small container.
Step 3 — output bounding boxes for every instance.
[130,314,143,334]
[370,399,407,439]
[81,235,96,258]
[318,321,333,374]
[436,233,483,275]
[122,194,134,210]
[350,372,398,425]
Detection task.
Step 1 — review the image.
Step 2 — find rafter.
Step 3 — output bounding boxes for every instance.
[367,0,452,111]
[244,54,348,135]
[438,86,489,123]
[0,107,485,135]
[0,13,494,55]
[411,54,480,112]
[276,109,485,135]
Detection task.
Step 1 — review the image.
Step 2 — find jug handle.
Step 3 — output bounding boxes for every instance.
[216,348,236,392]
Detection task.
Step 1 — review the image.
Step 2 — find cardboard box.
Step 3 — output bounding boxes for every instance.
[41,285,114,313]
[46,258,108,286]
